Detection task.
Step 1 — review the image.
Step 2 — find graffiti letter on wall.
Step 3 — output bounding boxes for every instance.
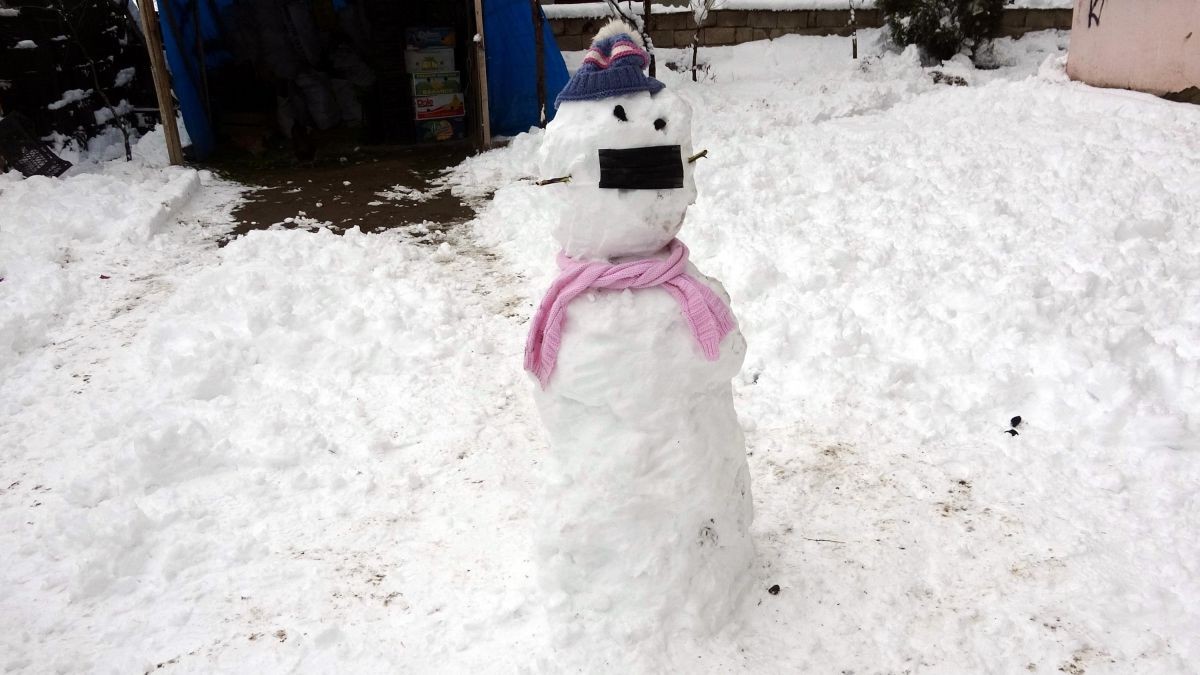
[1088,0,1106,28]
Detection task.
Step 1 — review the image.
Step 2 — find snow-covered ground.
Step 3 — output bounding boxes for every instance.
[3,30,1199,673]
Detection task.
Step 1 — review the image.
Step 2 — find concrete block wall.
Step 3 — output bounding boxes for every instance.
[548,8,1071,50]
[1000,8,1074,36]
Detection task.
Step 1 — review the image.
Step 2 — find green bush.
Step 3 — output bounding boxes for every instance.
[879,0,1007,62]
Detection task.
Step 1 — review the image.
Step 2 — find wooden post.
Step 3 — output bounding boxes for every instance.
[644,0,655,77]
[473,0,493,149]
[138,0,184,165]
[533,0,545,127]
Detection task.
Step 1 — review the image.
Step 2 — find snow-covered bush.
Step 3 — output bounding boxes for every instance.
[879,0,1006,62]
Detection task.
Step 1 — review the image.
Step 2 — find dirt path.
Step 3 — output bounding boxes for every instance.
[210,144,475,240]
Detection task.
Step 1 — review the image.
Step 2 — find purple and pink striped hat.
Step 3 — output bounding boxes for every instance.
[556,20,665,107]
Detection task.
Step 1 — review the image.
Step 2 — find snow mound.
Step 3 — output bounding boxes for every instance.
[0,154,201,366]
[2,223,538,671]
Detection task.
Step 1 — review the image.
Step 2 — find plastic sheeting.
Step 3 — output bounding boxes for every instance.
[155,0,570,158]
[482,0,569,137]
[155,0,232,159]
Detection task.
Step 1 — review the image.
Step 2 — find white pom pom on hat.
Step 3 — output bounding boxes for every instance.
[591,19,645,48]
[556,19,664,105]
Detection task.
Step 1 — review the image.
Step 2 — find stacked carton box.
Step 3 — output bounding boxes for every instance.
[406,27,465,142]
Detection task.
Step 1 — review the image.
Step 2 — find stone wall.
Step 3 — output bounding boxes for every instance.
[549,8,1074,50]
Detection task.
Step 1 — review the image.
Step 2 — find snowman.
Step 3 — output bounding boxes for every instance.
[524,21,755,660]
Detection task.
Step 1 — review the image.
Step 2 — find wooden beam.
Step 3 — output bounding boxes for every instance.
[472,0,493,149]
[532,0,545,127]
[138,0,184,165]
[644,0,655,77]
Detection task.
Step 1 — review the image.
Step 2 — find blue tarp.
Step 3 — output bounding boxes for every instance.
[155,0,570,160]
[482,0,569,137]
[156,0,230,159]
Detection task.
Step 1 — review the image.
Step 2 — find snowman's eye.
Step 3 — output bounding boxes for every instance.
[613,105,628,122]
[654,118,667,131]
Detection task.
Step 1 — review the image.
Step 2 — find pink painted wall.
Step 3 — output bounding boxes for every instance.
[1067,0,1200,95]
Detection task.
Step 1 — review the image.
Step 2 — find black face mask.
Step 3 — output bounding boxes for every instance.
[598,145,684,190]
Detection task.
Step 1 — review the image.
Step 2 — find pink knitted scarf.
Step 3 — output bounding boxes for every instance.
[524,238,736,388]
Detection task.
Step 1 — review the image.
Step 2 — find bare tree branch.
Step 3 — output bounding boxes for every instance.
[689,0,722,82]
[603,0,656,76]
[52,0,133,160]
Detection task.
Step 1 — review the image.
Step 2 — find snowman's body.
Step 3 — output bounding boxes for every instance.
[532,273,754,646]
[529,23,754,658]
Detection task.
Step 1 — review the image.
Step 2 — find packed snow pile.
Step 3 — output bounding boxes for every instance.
[2,215,537,672]
[0,129,204,368]
[463,30,1200,456]
[2,28,1198,674]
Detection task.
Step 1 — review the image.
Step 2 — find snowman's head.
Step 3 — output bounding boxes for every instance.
[537,21,697,261]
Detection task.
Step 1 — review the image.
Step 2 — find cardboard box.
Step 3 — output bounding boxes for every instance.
[417,117,466,142]
[406,27,455,49]
[411,72,462,96]
[413,93,466,120]
[405,47,454,74]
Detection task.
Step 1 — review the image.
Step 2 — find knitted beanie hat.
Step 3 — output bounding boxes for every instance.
[556,20,665,107]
